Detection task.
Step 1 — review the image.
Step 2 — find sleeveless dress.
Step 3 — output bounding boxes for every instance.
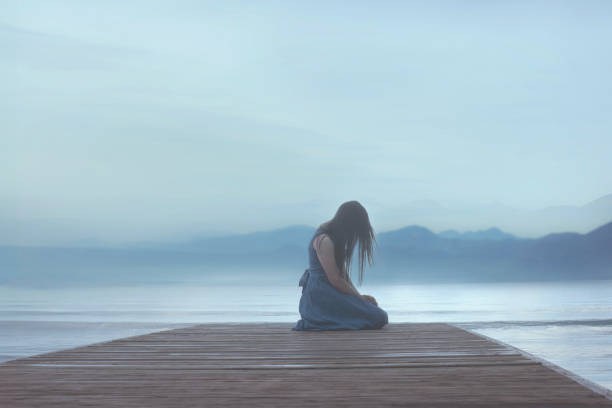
[292,228,389,331]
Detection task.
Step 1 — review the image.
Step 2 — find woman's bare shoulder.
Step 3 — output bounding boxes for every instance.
[313,233,333,252]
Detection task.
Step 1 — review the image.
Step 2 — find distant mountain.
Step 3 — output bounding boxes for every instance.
[168,225,517,253]
[377,225,438,246]
[1,221,610,286]
[4,194,610,246]
[371,194,612,238]
[370,221,612,283]
[179,225,315,254]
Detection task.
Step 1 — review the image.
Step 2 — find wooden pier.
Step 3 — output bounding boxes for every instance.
[1,323,611,407]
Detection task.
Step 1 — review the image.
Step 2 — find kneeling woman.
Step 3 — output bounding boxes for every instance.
[293,201,388,331]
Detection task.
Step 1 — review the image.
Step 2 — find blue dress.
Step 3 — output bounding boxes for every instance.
[292,228,389,331]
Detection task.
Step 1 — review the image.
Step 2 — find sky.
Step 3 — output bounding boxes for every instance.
[2,1,612,245]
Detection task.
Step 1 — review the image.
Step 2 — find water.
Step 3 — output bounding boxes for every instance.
[1,279,611,391]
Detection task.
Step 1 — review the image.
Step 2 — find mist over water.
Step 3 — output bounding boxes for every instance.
[1,277,611,390]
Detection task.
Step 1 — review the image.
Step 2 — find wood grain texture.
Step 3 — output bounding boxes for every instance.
[1,323,611,407]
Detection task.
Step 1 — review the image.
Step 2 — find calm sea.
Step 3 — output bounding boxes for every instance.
[1,279,611,391]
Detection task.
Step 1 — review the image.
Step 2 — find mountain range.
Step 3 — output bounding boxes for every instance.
[370,193,612,238]
[1,220,610,287]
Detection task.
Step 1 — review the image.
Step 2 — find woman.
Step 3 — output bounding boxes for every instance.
[293,200,389,330]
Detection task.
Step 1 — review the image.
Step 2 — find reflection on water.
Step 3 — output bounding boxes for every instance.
[1,279,611,390]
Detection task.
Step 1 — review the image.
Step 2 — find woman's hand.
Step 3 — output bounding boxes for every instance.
[361,294,378,306]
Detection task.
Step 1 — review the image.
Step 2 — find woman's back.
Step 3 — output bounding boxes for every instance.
[307,228,327,276]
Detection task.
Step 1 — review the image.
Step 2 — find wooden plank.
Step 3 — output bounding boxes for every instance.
[1,323,610,407]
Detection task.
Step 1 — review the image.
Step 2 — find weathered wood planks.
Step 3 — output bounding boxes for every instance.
[1,323,610,407]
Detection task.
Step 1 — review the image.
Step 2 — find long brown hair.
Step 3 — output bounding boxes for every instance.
[316,200,377,285]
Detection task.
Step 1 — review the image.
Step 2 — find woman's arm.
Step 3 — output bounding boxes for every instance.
[343,262,378,306]
[345,272,359,293]
[314,235,361,297]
